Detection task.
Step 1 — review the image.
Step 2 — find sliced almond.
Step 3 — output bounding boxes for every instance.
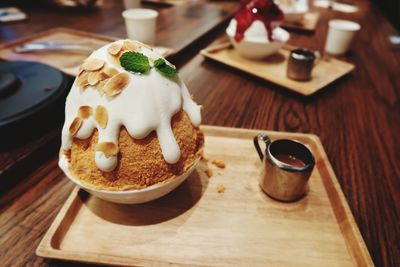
[98,71,110,80]
[216,184,225,193]
[94,105,108,129]
[136,40,153,51]
[78,66,85,75]
[96,142,119,158]
[87,72,100,86]
[205,168,213,178]
[76,71,89,88]
[82,58,105,72]
[69,117,83,136]
[103,67,119,78]
[123,40,141,52]
[78,106,92,119]
[107,42,123,55]
[212,159,225,169]
[103,73,130,97]
[88,71,109,86]
[108,53,122,66]
[95,79,108,93]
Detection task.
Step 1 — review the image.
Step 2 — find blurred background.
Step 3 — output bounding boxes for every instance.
[1,0,399,31]
[372,0,400,30]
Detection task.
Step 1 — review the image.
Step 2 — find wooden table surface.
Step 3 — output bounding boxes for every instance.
[0,0,399,266]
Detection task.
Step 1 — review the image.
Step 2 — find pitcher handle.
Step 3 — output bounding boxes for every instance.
[253,133,271,161]
[314,51,321,66]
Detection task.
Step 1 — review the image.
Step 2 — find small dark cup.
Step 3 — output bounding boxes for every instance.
[253,133,315,202]
[286,49,320,81]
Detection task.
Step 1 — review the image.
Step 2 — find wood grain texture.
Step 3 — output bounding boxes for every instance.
[0,0,399,266]
[36,126,372,266]
[0,0,238,55]
[201,43,354,95]
[177,2,400,266]
[0,129,59,176]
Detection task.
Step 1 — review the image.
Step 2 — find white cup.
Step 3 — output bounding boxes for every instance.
[324,19,361,55]
[122,9,158,45]
[123,0,141,9]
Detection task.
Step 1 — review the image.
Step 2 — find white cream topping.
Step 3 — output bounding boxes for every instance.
[60,41,201,172]
[226,19,288,43]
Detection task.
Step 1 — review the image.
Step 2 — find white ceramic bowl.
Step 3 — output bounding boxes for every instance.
[65,157,201,204]
[226,20,289,59]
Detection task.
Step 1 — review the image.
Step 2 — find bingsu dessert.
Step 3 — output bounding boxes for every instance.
[226,0,290,59]
[59,40,204,191]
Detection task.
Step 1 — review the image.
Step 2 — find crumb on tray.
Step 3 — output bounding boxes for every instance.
[216,184,225,193]
[212,159,225,169]
[205,168,213,178]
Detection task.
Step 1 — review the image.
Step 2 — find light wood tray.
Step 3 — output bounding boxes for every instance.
[0,28,116,76]
[36,126,373,266]
[282,12,320,31]
[0,27,173,76]
[201,44,355,96]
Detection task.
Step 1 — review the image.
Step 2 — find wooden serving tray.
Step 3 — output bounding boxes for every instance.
[36,126,372,266]
[0,28,116,76]
[281,12,320,31]
[0,27,173,76]
[201,44,355,96]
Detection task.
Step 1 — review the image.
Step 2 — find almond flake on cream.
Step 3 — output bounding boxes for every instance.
[103,73,130,97]
[103,67,119,78]
[82,58,105,72]
[94,105,108,129]
[78,106,92,119]
[76,72,89,88]
[107,42,123,56]
[69,117,83,136]
[96,142,119,158]
[122,40,141,52]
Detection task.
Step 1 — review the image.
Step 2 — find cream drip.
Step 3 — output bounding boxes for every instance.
[60,40,201,172]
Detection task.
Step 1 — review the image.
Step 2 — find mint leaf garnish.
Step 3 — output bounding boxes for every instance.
[120,51,150,74]
[154,58,177,78]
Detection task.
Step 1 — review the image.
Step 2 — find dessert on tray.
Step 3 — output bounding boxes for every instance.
[59,39,204,191]
[276,0,308,22]
[226,0,289,59]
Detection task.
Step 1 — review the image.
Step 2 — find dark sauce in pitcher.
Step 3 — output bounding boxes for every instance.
[274,154,306,167]
[234,0,284,42]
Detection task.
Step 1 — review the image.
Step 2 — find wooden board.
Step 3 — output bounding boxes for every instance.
[0,28,116,76]
[36,125,373,266]
[0,27,173,76]
[282,12,320,32]
[200,44,355,96]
